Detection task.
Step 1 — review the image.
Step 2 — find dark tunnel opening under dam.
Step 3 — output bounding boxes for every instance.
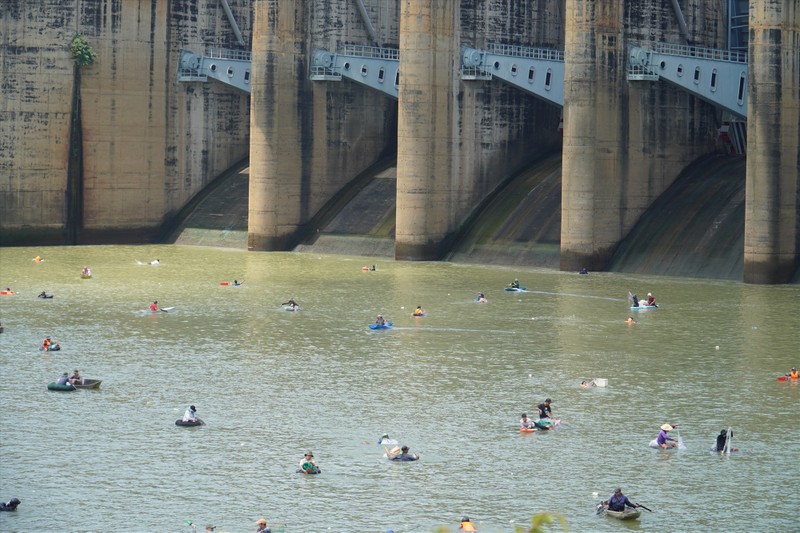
[165,152,800,284]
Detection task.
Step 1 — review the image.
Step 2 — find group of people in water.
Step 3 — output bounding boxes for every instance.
[519,399,558,431]
[40,336,61,351]
[630,292,657,307]
[652,423,738,452]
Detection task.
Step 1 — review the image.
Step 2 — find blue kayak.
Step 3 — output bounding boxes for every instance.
[504,287,526,292]
[631,305,658,310]
[369,322,393,330]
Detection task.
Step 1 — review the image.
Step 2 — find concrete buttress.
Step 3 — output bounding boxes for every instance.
[744,0,800,283]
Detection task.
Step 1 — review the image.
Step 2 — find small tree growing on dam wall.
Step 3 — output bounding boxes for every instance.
[70,34,97,67]
[66,34,95,243]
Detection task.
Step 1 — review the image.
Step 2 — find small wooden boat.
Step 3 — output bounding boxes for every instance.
[597,504,641,520]
[73,379,102,389]
[47,382,77,392]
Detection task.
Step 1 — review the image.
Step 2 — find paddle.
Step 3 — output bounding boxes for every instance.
[635,503,653,512]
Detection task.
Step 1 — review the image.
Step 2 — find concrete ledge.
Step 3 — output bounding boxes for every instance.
[294,235,394,257]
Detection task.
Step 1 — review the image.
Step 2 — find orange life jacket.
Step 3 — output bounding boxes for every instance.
[460,521,477,532]
[791,370,799,379]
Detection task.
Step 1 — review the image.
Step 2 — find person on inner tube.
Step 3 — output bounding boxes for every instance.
[389,445,419,462]
[299,451,320,473]
[520,413,535,430]
[509,278,520,289]
[183,405,198,422]
[0,498,21,512]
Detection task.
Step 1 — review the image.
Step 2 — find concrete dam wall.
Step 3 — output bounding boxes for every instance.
[0,0,252,244]
[2,0,798,283]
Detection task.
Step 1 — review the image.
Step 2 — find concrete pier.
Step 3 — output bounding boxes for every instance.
[394,1,458,260]
[248,0,398,251]
[744,0,800,283]
[560,0,722,272]
[248,0,308,251]
[395,1,563,260]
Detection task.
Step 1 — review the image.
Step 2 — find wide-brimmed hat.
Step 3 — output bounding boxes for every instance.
[661,423,673,431]
[305,451,314,457]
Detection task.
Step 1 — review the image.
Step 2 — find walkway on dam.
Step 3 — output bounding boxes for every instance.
[166,153,798,282]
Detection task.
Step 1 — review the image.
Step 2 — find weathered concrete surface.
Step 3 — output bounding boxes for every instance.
[0,0,251,245]
[608,154,746,280]
[248,0,398,251]
[395,0,563,260]
[169,163,249,249]
[560,0,723,271]
[744,0,800,283]
[447,152,562,268]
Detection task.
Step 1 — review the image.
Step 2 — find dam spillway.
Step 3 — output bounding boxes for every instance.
[1,1,798,283]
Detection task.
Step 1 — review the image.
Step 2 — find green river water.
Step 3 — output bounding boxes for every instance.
[0,245,798,533]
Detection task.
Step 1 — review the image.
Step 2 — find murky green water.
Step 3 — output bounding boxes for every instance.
[1,245,798,533]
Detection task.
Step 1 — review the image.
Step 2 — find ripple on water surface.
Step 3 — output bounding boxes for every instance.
[0,246,798,532]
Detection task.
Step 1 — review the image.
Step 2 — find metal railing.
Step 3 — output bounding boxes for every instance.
[341,44,399,61]
[627,64,659,80]
[206,47,252,61]
[309,66,342,79]
[653,43,747,64]
[460,66,492,80]
[487,43,564,62]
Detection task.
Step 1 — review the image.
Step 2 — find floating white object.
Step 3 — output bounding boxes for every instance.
[715,345,720,350]
[593,378,608,387]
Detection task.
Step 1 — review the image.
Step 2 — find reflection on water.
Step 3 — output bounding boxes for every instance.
[0,245,798,532]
